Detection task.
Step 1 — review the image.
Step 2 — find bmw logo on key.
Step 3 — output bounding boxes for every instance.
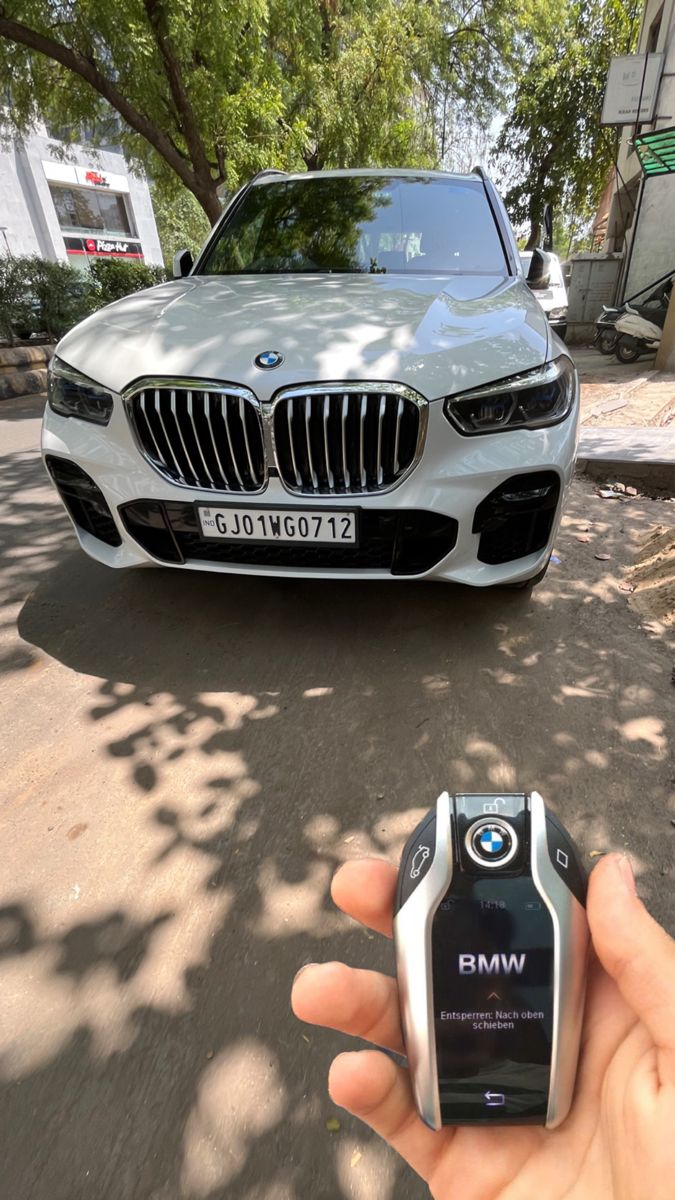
[480,828,505,855]
[254,350,284,369]
[466,818,518,868]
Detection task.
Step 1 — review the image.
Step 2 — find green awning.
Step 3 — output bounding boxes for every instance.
[634,125,675,176]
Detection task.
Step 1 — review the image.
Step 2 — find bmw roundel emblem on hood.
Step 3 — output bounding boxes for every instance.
[254,350,284,369]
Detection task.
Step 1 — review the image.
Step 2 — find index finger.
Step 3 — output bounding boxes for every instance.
[331,858,398,937]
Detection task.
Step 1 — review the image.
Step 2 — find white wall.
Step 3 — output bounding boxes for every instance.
[0,144,45,257]
[0,129,164,266]
[620,0,675,296]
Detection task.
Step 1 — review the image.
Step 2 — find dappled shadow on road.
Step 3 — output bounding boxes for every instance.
[2,478,674,1199]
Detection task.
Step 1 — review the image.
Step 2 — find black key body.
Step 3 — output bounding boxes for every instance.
[394,792,588,1129]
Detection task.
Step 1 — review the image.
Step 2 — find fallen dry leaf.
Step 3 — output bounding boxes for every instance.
[575,535,591,544]
[595,553,611,561]
[326,1117,341,1133]
[589,850,607,858]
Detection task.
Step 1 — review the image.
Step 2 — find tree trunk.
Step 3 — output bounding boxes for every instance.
[303,148,322,171]
[525,221,541,251]
[195,183,223,225]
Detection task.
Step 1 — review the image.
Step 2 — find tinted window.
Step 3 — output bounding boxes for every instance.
[201,176,507,276]
[49,185,133,236]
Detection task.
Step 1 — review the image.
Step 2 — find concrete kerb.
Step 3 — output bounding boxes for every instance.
[576,428,675,496]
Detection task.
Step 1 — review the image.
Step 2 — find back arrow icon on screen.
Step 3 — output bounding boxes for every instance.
[484,1092,505,1106]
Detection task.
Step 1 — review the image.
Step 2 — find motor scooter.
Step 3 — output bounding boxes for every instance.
[594,306,622,355]
[593,271,673,359]
[614,308,664,363]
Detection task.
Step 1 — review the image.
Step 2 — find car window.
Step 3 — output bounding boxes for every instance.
[200,176,508,276]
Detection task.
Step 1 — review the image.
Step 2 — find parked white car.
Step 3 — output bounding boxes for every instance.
[43,168,578,588]
[519,250,568,341]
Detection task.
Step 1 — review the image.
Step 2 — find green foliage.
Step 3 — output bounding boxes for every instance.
[0,0,534,222]
[149,183,211,267]
[494,0,641,244]
[27,256,100,338]
[90,258,166,305]
[0,254,99,342]
[0,254,166,343]
[0,255,35,343]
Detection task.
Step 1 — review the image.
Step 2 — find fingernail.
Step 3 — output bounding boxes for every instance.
[616,855,637,894]
[293,962,318,985]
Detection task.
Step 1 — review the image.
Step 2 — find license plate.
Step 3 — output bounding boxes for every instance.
[197,506,357,544]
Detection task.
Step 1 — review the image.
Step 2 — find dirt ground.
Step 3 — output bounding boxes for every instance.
[574,345,675,428]
[626,524,675,629]
[1,394,674,1200]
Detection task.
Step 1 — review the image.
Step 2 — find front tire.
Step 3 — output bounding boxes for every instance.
[596,329,617,355]
[616,336,641,363]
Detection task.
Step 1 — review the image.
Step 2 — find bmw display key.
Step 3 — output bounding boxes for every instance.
[394,792,589,1129]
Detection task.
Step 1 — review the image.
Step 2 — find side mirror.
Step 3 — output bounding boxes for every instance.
[172,249,194,279]
[527,248,552,291]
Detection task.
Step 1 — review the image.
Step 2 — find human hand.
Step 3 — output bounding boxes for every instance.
[292,853,675,1199]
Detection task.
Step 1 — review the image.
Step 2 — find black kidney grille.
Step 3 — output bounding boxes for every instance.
[273,390,421,495]
[130,387,265,492]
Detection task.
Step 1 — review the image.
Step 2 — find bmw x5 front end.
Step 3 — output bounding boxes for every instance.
[42,168,578,588]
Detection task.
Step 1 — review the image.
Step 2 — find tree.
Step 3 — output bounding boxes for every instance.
[0,0,532,225]
[149,181,210,267]
[494,0,640,248]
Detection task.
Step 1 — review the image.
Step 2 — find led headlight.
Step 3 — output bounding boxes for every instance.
[444,356,576,435]
[48,357,114,426]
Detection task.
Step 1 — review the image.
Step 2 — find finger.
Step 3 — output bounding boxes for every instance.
[588,852,675,1083]
[291,961,404,1054]
[331,859,398,938]
[328,1050,446,1183]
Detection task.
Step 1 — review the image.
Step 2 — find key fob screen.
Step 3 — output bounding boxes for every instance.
[432,874,553,1121]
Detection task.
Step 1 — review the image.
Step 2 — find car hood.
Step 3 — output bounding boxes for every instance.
[56,273,551,402]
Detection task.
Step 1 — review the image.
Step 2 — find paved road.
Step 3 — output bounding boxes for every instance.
[1,395,673,1200]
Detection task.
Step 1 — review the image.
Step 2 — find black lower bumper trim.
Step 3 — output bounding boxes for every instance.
[119,501,458,576]
[472,471,561,565]
[46,456,122,548]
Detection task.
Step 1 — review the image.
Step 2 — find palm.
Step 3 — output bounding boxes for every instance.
[292,857,675,1200]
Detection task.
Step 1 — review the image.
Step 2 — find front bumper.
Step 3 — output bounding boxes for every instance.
[42,393,579,587]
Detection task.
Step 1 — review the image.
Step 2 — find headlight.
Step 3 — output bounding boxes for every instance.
[443,356,576,435]
[47,357,114,426]
[548,307,568,321]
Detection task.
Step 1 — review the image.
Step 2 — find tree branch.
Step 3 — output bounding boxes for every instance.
[0,13,221,221]
[0,15,198,188]
[142,0,214,187]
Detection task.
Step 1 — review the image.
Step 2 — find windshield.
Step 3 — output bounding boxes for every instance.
[200,175,508,276]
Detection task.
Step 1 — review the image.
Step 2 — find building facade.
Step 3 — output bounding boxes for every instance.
[0,128,163,268]
[603,0,675,298]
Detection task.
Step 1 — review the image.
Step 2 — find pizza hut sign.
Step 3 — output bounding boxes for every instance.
[85,237,138,255]
[64,235,144,260]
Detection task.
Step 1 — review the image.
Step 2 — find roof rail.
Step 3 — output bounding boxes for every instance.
[250,168,288,183]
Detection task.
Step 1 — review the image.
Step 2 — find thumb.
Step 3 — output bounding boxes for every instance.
[588,853,675,1084]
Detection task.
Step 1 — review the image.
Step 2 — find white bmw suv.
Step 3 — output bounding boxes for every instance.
[43,167,578,588]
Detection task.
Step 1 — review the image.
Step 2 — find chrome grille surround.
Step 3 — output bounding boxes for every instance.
[124,378,427,497]
[124,379,266,493]
[271,382,428,496]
